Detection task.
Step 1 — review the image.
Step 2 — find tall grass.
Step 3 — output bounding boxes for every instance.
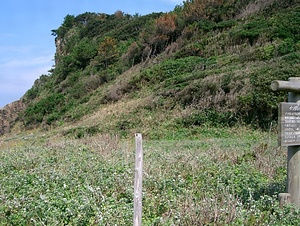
[0,128,299,225]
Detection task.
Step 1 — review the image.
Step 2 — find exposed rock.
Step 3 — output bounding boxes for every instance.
[0,99,26,135]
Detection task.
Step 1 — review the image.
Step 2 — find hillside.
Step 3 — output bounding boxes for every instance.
[1,0,300,137]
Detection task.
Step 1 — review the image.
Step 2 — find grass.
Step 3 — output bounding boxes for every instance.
[1,127,300,225]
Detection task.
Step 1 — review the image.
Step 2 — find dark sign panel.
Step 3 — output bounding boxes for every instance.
[279,102,300,146]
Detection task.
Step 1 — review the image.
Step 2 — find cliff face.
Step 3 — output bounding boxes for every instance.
[54,37,66,65]
[0,100,26,135]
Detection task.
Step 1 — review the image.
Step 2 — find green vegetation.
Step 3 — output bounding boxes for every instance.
[1,0,300,224]
[18,0,299,133]
[1,128,299,225]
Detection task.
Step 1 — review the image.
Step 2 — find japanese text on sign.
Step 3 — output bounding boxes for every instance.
[279,102,300,146]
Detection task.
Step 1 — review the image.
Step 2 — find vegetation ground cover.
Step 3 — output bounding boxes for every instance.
[1,127,299,225]
[1,1,300,225]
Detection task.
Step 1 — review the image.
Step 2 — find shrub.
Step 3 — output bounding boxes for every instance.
[230,19,268,45]
[122,42,142,67]
[277,38,295,55]
[178,109,238,127]
[23,94,65,126]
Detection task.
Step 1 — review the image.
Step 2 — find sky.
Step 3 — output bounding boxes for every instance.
[0,0,183,108]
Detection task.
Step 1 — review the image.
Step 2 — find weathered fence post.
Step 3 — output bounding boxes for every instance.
[279,193,291,208]
[133,133,143,226]
[271,77,300,207]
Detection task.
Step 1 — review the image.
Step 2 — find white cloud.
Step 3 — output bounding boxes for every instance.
[0,54,53,107]
[0,55,53,68]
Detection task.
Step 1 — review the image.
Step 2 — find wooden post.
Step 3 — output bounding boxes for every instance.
[271,80,300,93]
[279,193,291,208]
[287,78,300,207]
[133,133,143,226]
[272,77,300,208]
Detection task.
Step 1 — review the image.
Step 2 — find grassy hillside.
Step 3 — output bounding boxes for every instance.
[15,0,299,136]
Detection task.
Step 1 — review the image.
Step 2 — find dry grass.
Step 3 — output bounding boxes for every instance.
[236,0,276,19]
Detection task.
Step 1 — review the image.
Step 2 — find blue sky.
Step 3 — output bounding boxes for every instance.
[0,0,183,108]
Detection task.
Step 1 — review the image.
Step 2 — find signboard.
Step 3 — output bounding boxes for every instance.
[279,102,300,146]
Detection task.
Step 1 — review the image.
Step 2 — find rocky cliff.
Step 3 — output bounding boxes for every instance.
[0,100,26,135]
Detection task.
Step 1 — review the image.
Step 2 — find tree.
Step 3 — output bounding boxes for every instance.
[72,38,97,69]
[138,13,178,58]
[114,10,124,19]
[52,14,75,38]
[155,13,177,36]
[151,13,178,55]
[182,0,235,22]
[122,41,142,66]
[95,37,119,68]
